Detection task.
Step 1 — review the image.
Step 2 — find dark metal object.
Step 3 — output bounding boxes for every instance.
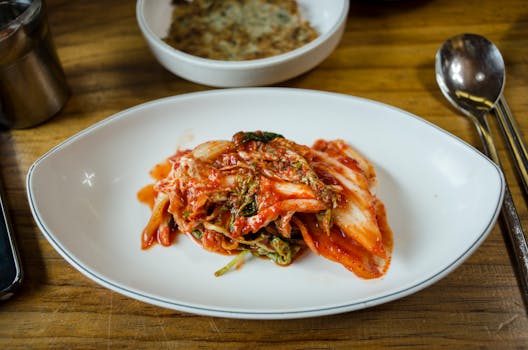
[0,177,22,300]
[0,0,69,129]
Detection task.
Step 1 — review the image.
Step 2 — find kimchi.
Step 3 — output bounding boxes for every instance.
[138,131,393,279]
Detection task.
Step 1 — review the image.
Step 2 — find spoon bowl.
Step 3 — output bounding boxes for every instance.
[435,33,505,118]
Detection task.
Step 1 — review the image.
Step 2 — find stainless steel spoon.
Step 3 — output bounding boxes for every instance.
[451,33,528,201]
[436,33,528,307]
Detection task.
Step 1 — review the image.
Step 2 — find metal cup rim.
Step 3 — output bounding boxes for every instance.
[0,0,41,34]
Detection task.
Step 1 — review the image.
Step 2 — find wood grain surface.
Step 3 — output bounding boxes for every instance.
[1,0,528,348]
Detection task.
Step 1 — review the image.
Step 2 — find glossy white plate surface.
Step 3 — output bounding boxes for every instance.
[27,88,504,319]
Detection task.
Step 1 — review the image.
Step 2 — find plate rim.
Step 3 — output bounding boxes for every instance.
[26,87,505,319]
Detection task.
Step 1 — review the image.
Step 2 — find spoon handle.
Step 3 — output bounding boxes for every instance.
[494,96,528,197]
[474,114,528,308]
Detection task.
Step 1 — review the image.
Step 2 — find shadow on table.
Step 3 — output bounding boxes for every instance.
[349,0,436,17]
[497,14,528,100]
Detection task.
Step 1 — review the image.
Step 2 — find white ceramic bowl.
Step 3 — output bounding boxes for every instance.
[136,0,349,87]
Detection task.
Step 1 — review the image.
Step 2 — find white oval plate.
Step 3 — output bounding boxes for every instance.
[27,88,504,319]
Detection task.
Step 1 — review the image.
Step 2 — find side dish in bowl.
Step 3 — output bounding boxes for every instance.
[138,131,393,278]
[136,0,349,87]
[164,0,319,61]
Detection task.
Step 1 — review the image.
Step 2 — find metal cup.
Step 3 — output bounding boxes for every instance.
[0,0,69,129]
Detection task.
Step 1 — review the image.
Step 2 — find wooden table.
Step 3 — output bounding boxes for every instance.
[1,0,527,348]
